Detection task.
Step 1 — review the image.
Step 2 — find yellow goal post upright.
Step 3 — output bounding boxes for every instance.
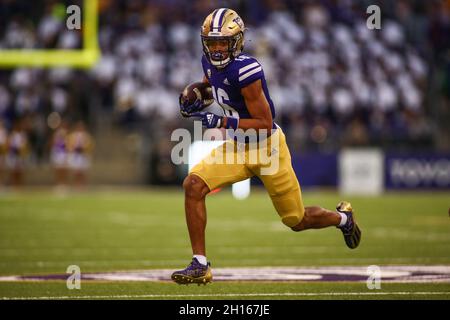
[0,0,100,69]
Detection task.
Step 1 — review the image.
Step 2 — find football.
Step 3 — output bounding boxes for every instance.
[180,82,214,110]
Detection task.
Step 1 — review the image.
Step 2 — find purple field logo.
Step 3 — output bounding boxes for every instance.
[3,266,450,283]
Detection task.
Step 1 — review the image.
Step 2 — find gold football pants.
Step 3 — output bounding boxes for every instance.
[190,128,304,227]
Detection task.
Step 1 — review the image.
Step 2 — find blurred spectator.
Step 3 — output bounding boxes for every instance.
[5,120,28,186]
[67,121,94,187]
[50,121,70,187]
[0,0,449,186]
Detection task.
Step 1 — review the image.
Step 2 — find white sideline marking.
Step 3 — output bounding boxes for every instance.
[2,292,450,300]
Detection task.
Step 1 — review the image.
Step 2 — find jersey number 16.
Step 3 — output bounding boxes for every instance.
[211,85,239,119]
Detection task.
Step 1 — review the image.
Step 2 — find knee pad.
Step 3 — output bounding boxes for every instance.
[264,168,304,228]
[271,190,304,227]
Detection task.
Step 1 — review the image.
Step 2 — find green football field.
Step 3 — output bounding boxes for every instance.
[0,188,449,300]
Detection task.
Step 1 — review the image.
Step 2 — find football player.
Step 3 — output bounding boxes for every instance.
[172,8,361,285]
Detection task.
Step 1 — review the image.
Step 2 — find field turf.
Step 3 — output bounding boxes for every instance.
[0,188,449,300]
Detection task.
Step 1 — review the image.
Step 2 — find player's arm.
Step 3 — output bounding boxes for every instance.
[222,79,272,131]
[202,76,210,85]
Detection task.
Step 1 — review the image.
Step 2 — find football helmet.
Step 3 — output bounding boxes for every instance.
[201,8,245,68]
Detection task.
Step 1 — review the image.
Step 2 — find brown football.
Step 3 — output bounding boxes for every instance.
[180,82,214,110]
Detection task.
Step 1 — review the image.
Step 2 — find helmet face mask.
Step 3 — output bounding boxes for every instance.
[201,8,245,68]
[201,34,242,67]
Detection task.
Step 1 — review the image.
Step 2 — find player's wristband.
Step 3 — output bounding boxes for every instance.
[225,117,239,130]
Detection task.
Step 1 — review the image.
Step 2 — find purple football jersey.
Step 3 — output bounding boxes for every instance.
[201,53,277,130]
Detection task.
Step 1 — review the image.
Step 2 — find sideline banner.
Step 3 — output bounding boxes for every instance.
[385,154,450,189]
[339,149,384,195]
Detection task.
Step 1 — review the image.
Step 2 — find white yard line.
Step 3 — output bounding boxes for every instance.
[2,292,450,300]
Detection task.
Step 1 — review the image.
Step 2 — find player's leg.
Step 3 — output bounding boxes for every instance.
[291,206,340,230]
[254,129,306,227]
[291,202,361,249]
[185,141,252,257]
[255,129,361,248]
[171,174,212,285]
[182,174,210,257]
[172,141,253,284]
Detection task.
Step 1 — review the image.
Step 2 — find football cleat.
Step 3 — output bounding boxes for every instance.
[336,201,361,249]
[171,258,212,285]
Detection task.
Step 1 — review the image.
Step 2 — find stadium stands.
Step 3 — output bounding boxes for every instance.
[0,0,449,185]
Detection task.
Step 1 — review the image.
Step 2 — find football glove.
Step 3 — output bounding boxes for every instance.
[179,94,204,118]
[190,112,223,129]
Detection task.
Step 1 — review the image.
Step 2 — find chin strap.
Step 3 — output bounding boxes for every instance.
[210,56,231,68]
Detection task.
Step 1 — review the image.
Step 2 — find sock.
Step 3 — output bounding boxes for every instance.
[337,211,347,227]
[193,255,207,266]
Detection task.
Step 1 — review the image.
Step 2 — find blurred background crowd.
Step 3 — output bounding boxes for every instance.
[0,0,449,186]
